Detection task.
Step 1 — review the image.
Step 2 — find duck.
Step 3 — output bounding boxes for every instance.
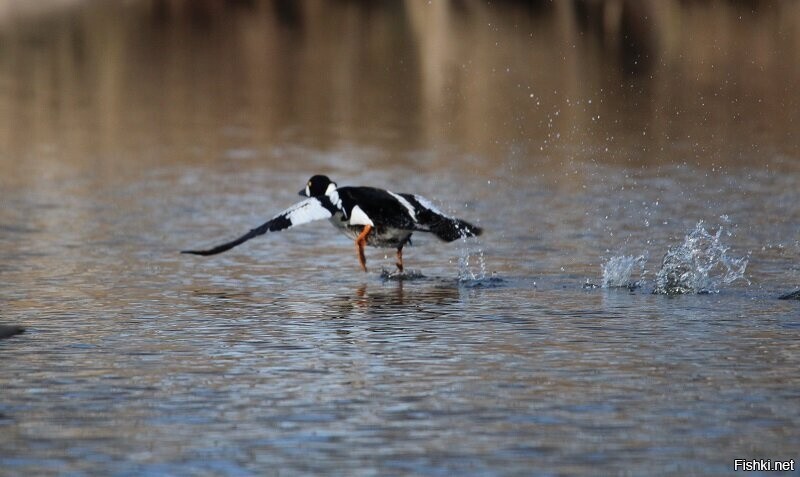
[182,175,482,272]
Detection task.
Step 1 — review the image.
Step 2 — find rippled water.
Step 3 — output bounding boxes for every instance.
[1,2,800,475]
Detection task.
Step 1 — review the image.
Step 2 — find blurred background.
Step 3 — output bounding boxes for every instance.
[1,0,798,169]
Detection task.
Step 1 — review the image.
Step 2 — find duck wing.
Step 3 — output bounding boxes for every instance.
[182,196,337,256]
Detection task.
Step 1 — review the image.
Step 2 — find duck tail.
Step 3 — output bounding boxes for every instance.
[400,193,483,242]
[428,217,483,242]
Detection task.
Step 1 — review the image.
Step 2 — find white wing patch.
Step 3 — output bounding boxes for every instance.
[388,191,418,222]
[413,195,451,218]
[283,197,335,227]
[349,205,374,226]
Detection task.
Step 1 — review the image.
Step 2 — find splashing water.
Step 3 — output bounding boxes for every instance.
[446,214,485,282]
[456,225,486,282]
[602,254,648,288]
[458,241,486,282]
[653,221,749,295]
[380,268,425,281]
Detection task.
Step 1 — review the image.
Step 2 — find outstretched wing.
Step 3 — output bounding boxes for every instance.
[181,197,337,256]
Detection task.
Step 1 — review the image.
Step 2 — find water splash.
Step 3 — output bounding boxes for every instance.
[459,274,505,288]
[601,253,648,289]
[457,242,486,282]
[653,221,749,295]
[380,268,425,281]
[454,219,486,282]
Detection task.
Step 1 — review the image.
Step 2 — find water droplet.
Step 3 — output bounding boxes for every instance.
[653,221,749,295]
[601,254,648,288]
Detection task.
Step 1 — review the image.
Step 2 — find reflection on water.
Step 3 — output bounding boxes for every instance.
[1,1,799,475]
[1,0,798,170]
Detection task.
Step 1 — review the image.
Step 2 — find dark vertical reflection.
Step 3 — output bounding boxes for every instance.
[618,1,656,75]
[0,0,797,172]
[272,0,303,30]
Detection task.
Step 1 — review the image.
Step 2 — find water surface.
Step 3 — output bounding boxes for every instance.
[1,2,799,475]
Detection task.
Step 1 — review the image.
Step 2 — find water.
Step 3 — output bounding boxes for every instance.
[601,254,648,289]
[653,221,749,295]
[2,1,800,476]
[599,220,750,294]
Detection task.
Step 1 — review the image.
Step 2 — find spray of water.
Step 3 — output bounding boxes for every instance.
[457,237,486,282]
[380,268,425,281]
[455,220,486,282]
[601,253,648,288]
[653,221,749,295]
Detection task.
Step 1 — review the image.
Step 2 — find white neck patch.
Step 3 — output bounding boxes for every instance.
[325,183,341,208]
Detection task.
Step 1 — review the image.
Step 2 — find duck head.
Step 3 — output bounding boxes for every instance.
[299,175,337,197]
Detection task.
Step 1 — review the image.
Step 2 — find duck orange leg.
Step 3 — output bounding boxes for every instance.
[396,246,404,273]
[355,225,373,272]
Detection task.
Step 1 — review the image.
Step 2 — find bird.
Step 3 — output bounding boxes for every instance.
[182,174,482,272]
[0,324,24,340]
[779,289,800,300]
